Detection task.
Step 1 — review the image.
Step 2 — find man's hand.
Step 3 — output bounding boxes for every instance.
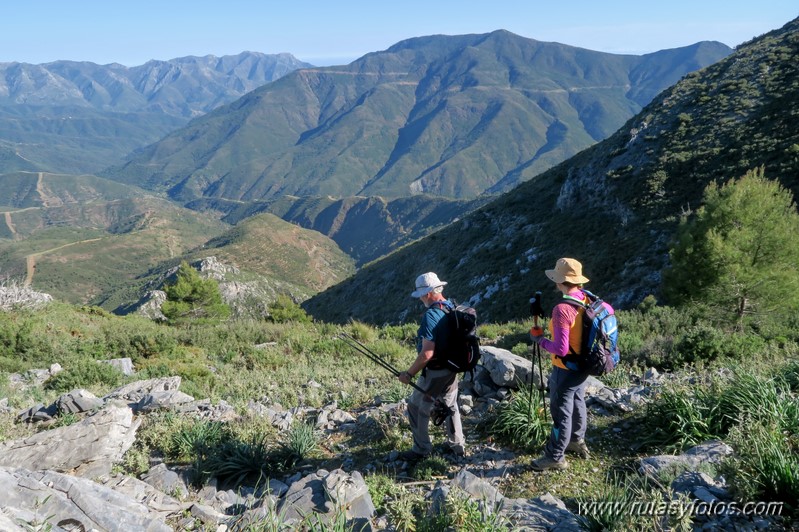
[398,371,414,384]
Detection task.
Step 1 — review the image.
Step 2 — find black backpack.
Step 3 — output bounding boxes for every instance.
[430,302,481,374]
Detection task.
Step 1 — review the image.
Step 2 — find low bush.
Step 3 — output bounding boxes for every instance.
[43,358,124,393]
[267,294,311,324]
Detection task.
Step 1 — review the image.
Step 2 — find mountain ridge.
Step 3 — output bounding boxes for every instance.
[0,52,311,174]
[303,17,799,325]
[102,32,731,202]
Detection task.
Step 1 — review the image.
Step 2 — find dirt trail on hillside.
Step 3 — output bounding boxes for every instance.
[35,172,59,208]
[24,237,104,287]
[4,212,16,239]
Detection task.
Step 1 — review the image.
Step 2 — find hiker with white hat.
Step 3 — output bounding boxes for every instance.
[397,272,465,461]
[529,258,592,471]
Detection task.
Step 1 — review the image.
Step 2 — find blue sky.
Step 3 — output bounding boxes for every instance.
[2,1,797,66]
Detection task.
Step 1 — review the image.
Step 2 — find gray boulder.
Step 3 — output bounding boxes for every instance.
[135,390,196,413]
[100,357,136,376]
[142,463,190,500]
[479,346,541,389]
[16,402,58,423]
[504,493,583,531]
[103,376,182,405]
[0,403,140,478]
[323,469,375,521]
[56,388,104,415]
[0,467,171,531]
[639,440,734,479]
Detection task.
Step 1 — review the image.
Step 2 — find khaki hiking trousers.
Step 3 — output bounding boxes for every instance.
[407,368,465,455]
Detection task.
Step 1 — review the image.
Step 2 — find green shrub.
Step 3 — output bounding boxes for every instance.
[366,474,401,515]
[43,359,124,393]
[675,324,728,364]
[162,261,231,325]
[102,320,177,361]
[268,294,311,324]
[412,455,449,481]
[489,384,550,452]
[385,489,423,532]
[378,323,418,344]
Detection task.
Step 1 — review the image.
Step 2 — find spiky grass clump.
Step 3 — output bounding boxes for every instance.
[195,432,273,487]
[489,383,550,452]
[278,420,320,468]
[640,385,717,452]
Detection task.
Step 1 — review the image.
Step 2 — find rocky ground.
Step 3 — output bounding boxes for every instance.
[0,346,791,531]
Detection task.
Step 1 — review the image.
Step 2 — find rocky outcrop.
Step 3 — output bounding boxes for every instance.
[0,403,139,478]
[0,283,53,311]
[0,467,173,532]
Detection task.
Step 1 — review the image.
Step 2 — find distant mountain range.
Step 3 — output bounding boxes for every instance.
[9,26,790,318]
[102,31,731,202]
[304,17,799,324]
[0,171,354,308]
[0,52,311,173]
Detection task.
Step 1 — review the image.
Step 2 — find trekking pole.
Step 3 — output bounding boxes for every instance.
[337,332,426,394]
[529,291,548,421]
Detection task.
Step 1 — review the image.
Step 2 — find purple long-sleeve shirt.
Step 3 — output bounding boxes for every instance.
[539,290,585,367]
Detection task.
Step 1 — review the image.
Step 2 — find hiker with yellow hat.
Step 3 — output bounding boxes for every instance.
[529,258,592,471]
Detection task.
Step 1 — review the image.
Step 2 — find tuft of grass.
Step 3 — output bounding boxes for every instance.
[195,432,274,487]
[278,420,320,467]
[639,384,716,452]
[489,383,550,452]
[169,419,227,463]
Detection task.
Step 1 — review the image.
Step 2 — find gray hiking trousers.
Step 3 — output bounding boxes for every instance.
[407,368,464,455]
[545,366,589,461]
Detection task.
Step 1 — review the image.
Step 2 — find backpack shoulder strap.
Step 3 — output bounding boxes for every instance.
[560,294,587,308]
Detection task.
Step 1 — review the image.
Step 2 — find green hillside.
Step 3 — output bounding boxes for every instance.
[102,32,730,202]
[101,213,356,314]
[188,194,486,265]
[304,17,799,325]
[199,213,355,293]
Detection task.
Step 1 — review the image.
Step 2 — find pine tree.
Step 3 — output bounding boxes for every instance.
[663,168,799,330]
[161,261,230,325]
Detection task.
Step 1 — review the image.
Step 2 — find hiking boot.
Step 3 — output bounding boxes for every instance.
[397,450,427,463]
[566,439,590,459]
[441,443,465,457]
[530,455,568,471]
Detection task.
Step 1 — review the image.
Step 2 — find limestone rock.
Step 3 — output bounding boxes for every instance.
[0,403,140,478]
[0,467,171,531]
[479,345,541,389]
